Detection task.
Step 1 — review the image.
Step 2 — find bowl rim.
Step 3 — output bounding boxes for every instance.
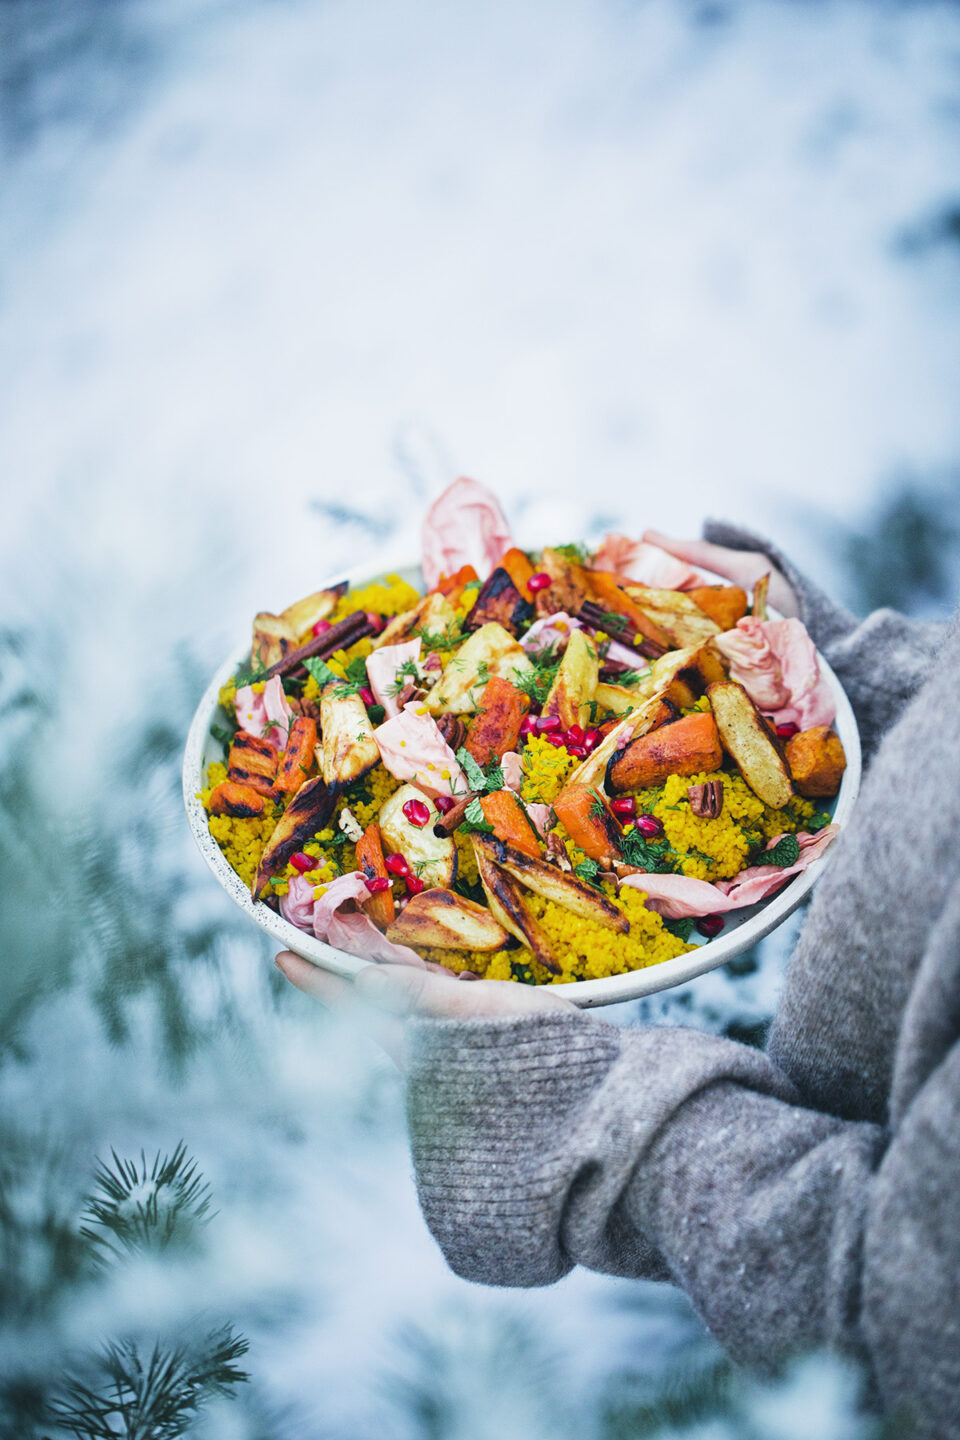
[182,550,862,1008]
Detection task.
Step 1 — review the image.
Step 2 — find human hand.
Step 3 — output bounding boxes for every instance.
[643,530,798,618]
[274,952,574,1068]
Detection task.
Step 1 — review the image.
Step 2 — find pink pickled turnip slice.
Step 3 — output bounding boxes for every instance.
[365,638,422,719]
[234,674,293,747]
[590,534,702,591]
[421,477,514,590]
[619,827,838,919]
[713,617,835,729]
[374,702,469,799]
[281,873,424,966]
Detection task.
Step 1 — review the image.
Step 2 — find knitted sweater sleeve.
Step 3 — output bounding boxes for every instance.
[407,1011,960,1434]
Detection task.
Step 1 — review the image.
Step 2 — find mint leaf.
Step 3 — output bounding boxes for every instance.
[304,656,341,688]
[456,746,487,792]
[663,915,695,943]
[761,834,801,868]
[459,796,494,834]
[210,723,233,748]
[573,858,601,888]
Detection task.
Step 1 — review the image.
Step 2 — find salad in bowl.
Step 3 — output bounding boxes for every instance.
[184,479,859,1004]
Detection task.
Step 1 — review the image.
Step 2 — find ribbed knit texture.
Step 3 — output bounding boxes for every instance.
[405,532,959,1438]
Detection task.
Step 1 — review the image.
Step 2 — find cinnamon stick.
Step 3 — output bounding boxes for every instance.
[432,792,478,836]
[262,611,374,681]
[579,601,666,660]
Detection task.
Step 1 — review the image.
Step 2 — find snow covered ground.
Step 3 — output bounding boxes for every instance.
[2,0,958,1433]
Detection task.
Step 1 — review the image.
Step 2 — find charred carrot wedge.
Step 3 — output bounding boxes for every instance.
[607,712,722,793]
[227,731,279,795]
[479,790,541,859]
[466,676,530,766]
[274,716,318,796]
[499,547,537,602]
[355,822,395,930]
[209,781,267,818]
[687,585,748,630]
[587,571,673,652]
[435,563,479,607]
[553,784,623,864]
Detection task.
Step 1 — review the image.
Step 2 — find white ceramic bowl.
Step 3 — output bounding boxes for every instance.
[183,552,861,1007]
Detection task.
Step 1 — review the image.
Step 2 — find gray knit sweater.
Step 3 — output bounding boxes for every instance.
[405,524,959,1438]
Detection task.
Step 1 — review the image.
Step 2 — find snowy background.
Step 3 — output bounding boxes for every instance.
[2,0,959,1434]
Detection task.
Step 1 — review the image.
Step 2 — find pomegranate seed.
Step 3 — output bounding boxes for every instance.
[545,732,567,747]
[402,798,431,828]
[611,796,636,818]
[434,794,455,814]
[527,571,551,593]
[697,914,725,939]
[584,728,600,750]
[311,619,332,638]
[564,724,585,747]
[519,715,539,739]
[775,722,800,739]
[365,610,385,634]
[537,715,562,734]
[359,686,375,707]
[406,875,425,896]
[364,876,391,894]
[290,852,315,873]
[384,852,411,877]
[636,814,663,839]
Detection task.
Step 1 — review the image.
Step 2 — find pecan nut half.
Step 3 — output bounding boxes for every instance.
[687,780,724,818]
[436,714,467,752]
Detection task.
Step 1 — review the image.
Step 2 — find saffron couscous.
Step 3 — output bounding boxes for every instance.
[197,478,844,984]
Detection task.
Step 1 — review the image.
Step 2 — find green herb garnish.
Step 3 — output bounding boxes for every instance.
[455,748,504,796]
[459,797,494,834]
[573,858,602,889]
[210,723,233,749]
[758,834,801,868]
[663,916,696,943]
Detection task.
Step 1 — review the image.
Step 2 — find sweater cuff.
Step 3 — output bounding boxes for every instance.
[702,519,858,651]
[406,1009,620,1285]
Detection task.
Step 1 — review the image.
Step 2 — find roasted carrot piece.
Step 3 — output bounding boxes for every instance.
[479,790,541,859]
[466,676,530,766]
[274,716,318,796]
[499,547,537,602]
[227,731,279,795]
[687,586,748,631]
[587,571,673,651]
[435,563,479,606]
[607,712,722,793]
[209,781,267,818]
[355,822,395,930]
[553,784,623,864]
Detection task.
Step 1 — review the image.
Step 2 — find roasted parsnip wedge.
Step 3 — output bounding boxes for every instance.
[594,680,650,716]
[750,574,769,623]
[252,613,298,670]
[379,785,457,888]
[472,839,560,972]
[279,583,348,641]
[427,623,533,715]
[318,686,380,786]
[541,628,598,728]
[473,836,629,934]
[643,641,728,709]
[386,889,509,950]
[622,586,721,649]
[253,777,338,898]
[707,680,793,809]
[372,591,459,650]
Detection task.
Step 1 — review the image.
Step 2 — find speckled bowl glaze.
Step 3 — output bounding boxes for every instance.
[183,552,862,1008]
